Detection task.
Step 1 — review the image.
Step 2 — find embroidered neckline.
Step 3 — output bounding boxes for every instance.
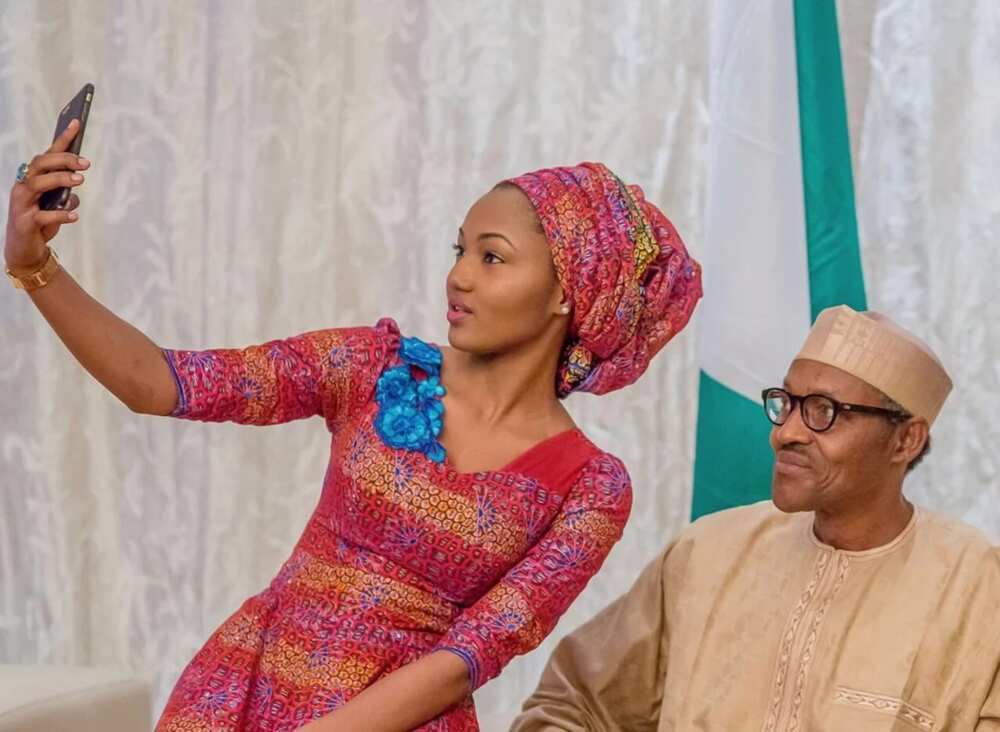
[806,506,921,560]
[373,336,447,463]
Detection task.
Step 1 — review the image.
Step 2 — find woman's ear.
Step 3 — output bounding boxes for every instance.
[553,285,570,316]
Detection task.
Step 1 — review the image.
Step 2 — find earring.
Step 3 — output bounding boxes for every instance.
[560,305,570,315]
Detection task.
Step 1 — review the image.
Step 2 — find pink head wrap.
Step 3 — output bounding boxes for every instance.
[507,162,702,397]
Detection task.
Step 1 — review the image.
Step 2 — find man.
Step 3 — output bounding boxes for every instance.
[512,306,1000,731]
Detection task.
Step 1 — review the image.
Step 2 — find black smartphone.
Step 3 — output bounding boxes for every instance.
[39,83,95,211]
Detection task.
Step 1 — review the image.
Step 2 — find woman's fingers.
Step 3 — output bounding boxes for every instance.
[47,118,79,154]
[11,202,80,242]
[11,135,90,209]
[27,152,89,177]
[42,194,81,241]
[4,124,90,255]
[35,208,78,228]
[36,206,79,242]
[12,152,89,208]
[24,170,84,197]
[11,165,86,211]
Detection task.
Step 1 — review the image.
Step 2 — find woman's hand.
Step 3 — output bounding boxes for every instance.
[294,650,470,731]
[3,120,177,415]
[4,118,88,274]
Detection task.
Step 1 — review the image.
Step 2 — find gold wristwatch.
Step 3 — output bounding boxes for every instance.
[5,248,61,291]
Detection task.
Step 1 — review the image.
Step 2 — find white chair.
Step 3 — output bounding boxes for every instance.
[0,665,151,732]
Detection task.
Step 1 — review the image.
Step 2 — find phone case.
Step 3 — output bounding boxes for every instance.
[39,83,94,211]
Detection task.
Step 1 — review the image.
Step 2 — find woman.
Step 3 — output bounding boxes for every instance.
[5,120,701,731]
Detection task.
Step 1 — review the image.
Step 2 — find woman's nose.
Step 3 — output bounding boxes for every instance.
[446,258,473,292]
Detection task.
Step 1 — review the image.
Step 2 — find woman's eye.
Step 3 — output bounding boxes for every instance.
[452,243,464,257]
[484,252,504,264]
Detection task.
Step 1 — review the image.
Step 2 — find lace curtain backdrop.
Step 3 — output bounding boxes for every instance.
[1,2,997,729]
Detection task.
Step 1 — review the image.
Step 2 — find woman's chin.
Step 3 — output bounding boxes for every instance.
[445,327,470,349]
[446,328,487,355]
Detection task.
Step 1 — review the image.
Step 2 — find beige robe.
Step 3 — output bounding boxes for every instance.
[512,501,1000,731]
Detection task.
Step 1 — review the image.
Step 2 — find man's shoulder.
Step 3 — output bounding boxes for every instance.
[678,500,801,546]
[916,506,999,567]
[653,502,804,587]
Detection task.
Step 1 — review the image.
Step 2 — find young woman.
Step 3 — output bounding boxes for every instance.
[5,121,701,731]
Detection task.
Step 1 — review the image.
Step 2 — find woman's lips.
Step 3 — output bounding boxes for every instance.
[447,304,471,324]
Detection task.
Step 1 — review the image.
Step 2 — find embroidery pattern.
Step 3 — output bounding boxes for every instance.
[763,552,831,732]
[786,554,851,731]
[834,686,934,731]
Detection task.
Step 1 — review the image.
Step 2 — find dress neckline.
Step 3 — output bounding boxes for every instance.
[440,428,586,477]
[376,336,588,475]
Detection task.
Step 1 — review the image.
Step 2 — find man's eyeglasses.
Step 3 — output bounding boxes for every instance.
[761,387,909,433]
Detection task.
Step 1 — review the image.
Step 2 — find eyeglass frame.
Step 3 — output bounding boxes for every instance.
[760,387,910,433]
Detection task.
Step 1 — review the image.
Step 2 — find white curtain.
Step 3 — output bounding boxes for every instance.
[0,2,996,729]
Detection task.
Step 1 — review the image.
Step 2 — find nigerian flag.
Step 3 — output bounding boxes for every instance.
[692,0,867,519]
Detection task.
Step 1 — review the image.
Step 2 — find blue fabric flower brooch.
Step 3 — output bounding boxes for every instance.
[373,336,447,463]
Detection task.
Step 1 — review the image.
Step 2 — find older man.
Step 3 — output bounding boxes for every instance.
[512,306,1000,731]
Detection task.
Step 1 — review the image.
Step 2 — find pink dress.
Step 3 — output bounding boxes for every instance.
[155,319,632,731]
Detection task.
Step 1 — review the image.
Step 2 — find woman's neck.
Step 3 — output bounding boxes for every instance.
[441,336,567,428]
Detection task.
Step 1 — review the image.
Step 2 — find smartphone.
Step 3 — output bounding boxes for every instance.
[39,83,95,211]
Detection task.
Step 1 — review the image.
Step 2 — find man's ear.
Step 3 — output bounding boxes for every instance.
[893,417,929,467]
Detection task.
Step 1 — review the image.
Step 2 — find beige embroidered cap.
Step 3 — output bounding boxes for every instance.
[794,305,953,425]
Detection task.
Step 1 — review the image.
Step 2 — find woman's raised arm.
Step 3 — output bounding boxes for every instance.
[5,119,177,415]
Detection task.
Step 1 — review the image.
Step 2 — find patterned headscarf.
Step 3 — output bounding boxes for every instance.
[507,162,702,397]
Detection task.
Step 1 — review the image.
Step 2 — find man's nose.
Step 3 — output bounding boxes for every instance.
[772,401,813,449]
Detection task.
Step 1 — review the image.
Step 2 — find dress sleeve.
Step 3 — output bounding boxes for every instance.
[162,318,399,428]
[432,453,633,692]
[509,544,675,732]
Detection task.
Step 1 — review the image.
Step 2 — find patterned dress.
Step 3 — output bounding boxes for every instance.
[155,319,632,732]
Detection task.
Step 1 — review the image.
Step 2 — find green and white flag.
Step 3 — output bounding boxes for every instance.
[692,0,867,519]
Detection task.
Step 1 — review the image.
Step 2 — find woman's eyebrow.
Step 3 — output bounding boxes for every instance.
[478,232,516,250]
